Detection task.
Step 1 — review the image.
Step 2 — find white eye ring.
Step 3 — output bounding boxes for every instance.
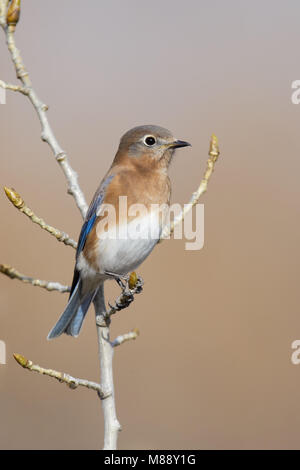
[143,135,156,146]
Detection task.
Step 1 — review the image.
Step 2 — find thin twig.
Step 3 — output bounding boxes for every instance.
[0,263,70,293]
[0,79,28,94]
[13,353,109,399]
[160,134,220,240]
[4,187,77,249]
[111,329,140,348]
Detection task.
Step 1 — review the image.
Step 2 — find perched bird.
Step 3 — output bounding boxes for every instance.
[48,125,190,339]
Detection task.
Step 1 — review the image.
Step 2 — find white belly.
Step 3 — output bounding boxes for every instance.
[97,211,162,276]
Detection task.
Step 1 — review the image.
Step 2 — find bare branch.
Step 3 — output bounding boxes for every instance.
[13,353,109,399]
[161,134,220,240]
[94,288,122,449]
[0,264,70,293]
[4,187,77,249]
[1,22,88,217]
[111,328,140,348]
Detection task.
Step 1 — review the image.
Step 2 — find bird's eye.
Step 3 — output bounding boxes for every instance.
[144,135,156,146]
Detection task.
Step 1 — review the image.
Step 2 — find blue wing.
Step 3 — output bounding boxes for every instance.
[69,174,114,297]
[76,211,97,254]
[76,174,114,257]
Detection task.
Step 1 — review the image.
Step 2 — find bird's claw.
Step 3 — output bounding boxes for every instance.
[134,275,144,294]
[107,274,143,315]
[108,291,134,312]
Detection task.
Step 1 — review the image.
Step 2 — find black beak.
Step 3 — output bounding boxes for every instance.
[170,140,191,149]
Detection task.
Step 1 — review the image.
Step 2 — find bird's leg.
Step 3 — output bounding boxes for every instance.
[104,270,127,289]
[116,277,126,290]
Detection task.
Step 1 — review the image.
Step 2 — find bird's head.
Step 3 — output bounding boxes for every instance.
[115,125,191,169]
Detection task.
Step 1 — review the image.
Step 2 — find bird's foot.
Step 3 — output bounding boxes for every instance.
[107,272,144,316]
[108,291,134,312]
[131,274,144,294]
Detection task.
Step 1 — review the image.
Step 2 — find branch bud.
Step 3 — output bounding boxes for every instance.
[13,353,28,368]
[6,0,20,29]
[209,134,220,160]
[4,186,24,209]
[131,328,140,337]
[128,271,138,289]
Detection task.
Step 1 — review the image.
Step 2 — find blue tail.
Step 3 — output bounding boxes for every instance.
[47,280,96,339]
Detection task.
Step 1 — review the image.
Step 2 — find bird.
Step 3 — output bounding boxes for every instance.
[47,125,191,339]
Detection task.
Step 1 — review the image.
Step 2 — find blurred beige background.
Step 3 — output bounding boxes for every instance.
[0,0,300,450]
